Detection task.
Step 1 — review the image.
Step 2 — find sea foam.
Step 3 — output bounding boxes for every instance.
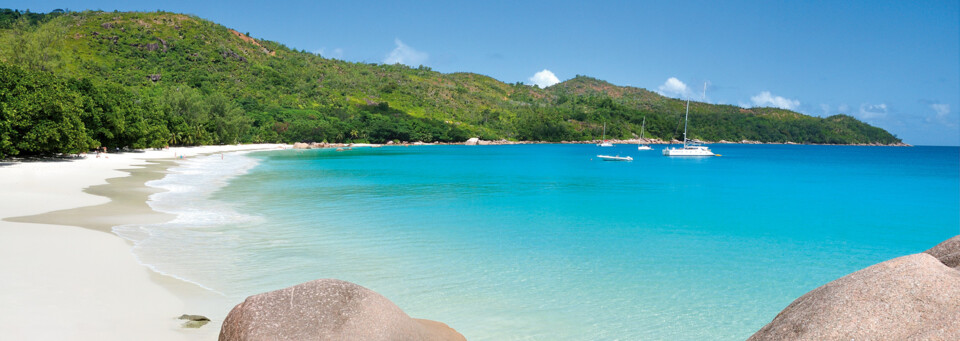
[113,152,264,294]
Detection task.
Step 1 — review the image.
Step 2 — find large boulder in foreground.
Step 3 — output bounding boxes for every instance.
[749,236,960,340]
[219,279,465,341]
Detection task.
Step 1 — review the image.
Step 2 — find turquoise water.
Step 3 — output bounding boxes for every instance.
[120,144,958,340]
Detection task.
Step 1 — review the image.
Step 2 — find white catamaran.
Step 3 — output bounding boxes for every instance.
[637,116,653,151]
[662,98,714,157]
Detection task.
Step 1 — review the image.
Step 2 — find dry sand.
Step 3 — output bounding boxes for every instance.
[0,145,286,340]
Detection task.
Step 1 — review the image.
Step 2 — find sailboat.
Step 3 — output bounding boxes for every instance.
[597,122,614,147]
[637,116,653,151]
[662,98,714,156]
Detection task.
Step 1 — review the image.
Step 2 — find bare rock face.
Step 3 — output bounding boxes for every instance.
[221,49,247,62]
[219,279,465,341]
[157,38,169,52]
[749,236,960,340]
[465,137,480,146]
[925,235,960,269]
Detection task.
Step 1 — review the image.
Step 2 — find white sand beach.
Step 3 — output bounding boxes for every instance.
[0,145,285,340]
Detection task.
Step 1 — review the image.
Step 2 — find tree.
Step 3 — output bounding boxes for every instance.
[0,15,65,72]
[0,63,94,157]
[206,94,250,144]
[160,86,208,145]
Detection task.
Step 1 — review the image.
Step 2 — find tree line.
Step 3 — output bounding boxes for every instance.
[0,63,468,158]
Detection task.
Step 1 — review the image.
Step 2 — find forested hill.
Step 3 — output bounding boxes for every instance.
[0,9,902,158]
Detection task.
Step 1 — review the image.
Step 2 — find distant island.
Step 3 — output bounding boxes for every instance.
[0,9,903,158]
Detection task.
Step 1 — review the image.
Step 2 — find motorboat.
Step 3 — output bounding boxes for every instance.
[597,155,633,161]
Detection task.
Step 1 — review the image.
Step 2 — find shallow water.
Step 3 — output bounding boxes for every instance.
[118,144,959,340]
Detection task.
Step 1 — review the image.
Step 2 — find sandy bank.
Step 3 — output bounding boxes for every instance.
[0,144,285,340]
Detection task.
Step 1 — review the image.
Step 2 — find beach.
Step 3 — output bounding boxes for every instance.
[0,145,285,340]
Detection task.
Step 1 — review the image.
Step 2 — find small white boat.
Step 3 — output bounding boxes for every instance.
[638,116,653,151]
[597,155,633,161]
[597,122,614,147]
[663,97,715,157]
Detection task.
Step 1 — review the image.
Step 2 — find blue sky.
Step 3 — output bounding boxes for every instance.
[11,1,960,145]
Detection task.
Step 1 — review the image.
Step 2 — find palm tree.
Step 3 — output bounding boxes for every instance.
[193,123,205,145]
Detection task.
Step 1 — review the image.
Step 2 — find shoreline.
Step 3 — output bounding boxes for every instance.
[288,139,913,150]
[0,144,286,340]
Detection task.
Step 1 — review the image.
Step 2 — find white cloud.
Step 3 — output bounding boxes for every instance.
[528,69,560,88]
[384,39,428,66]
[315,47,344,59]
[931,103,950,118]
[657,77,690,98]
[838,104,850,114]
[750,91,800,110]
[859,103,888,120]
[928,103,956,127]
[820,104,831,116]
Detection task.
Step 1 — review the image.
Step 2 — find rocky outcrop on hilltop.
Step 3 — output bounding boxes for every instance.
[219,279,465,341]
[748,236,960,340]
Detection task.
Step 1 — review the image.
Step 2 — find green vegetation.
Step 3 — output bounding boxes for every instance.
[0,9,901,158]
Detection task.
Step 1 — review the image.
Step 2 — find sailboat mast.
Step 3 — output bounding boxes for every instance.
[683,99,689,148]
[640,117,646,140]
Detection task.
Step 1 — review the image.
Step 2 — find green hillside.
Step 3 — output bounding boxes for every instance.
[0,9,902,158]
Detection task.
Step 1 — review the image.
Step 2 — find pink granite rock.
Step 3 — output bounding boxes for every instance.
[925,235,960,269]
[749,236,960,340]
[219,279,465,341]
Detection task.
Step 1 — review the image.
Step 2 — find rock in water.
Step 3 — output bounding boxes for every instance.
[219,279,465,341]
[465,137,480,146]
[179,314,210,328]
[179,314,210,321]
[749,236,960,340]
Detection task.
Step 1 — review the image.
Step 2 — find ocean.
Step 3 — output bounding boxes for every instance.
[115,144,959,340]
